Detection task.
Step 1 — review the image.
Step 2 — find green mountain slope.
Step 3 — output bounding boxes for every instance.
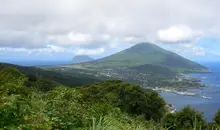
[129,64,176,76]
[0,63,102,87]
[72,55,94,63]
[0,64,26,85]
[82,43,208,73]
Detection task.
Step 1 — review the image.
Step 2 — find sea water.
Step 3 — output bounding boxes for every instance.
[160,62,220,122]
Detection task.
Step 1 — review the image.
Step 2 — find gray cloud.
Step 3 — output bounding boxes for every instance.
[0,0,220,56]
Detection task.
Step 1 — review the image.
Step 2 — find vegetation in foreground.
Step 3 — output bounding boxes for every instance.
[1,65,220,130]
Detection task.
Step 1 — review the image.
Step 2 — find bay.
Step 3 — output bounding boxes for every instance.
[160,62,220,122]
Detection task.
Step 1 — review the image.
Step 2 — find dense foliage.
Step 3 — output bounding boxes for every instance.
[162,106,206,130]
[214,109,220,125]
[0,64,220,130]
[80,80,167,121]
[0,66,166,129]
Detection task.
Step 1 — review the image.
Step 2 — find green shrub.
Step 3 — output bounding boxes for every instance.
[162,113,176,130]
[162,106,206,130]
[25,78,58,92]
[26,73,38,82]
[214,109,220,126]
[80,80,167,122]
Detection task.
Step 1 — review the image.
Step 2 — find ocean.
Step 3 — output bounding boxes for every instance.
[160,62,220,122]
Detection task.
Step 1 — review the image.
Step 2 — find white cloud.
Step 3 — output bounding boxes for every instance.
[0,45,71,55]
[68,32,92,45]
[46,33,92,46]
[0,0,220,57]
[212,52,220,56]
[157,25,203,44]
[191,47,206,56]
[123,36,146,43]
[163,43,206,57]
[74,48,105,55]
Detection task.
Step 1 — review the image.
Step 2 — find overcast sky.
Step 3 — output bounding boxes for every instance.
[0,0,220,62]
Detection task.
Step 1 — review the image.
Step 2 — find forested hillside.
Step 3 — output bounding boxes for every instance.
[0,64,220,129]
[0,63,102,87]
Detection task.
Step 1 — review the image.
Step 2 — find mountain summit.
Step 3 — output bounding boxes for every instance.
[82,43,208,73]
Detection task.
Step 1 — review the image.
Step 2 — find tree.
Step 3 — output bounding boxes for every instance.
[214,109,220,126]
[162,113,177,130]
[27,73,37,82]
[25,77,58,92]
[175,106,206,130]
[80,80,167,122]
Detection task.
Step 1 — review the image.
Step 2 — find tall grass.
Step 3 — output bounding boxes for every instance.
[89,116,167,130]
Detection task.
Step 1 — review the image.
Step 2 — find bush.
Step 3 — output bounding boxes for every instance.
[162,106,206,130]
[45,87,88,129]
[25,78,58,92]
[27,73,37,82]
[0,83,52,129]
[214,109,220,126]
[162,113,176,130]
[80,80,167,122]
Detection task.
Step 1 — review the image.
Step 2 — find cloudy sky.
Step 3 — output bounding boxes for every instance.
[0,0,220,62]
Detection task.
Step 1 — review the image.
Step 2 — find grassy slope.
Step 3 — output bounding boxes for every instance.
[80,43,208,73]
[0,63,102,87]
[129,64,177,76]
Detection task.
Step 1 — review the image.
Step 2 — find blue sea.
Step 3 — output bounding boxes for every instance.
[160,62,220,122]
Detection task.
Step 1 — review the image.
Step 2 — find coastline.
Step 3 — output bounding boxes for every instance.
[154,87,212,100]
[153,62,219,121]
[157,70,213,113]
[182,67,212,74]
